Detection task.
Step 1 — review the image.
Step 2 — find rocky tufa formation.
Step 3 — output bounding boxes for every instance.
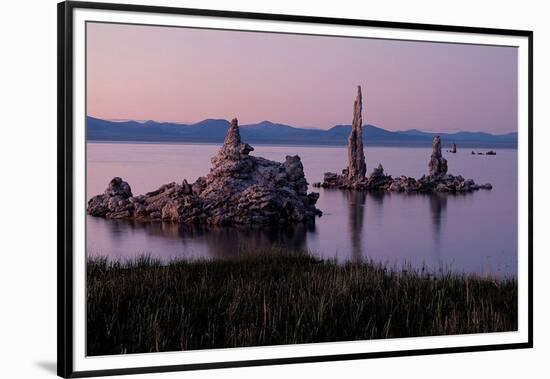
[428,136,448,177]
[471,150,497,155]
[347,86,367,181]
[314,134,492,193]
[448,143,457,154]
[88,118,322,226]
[312,86,492,193]
[317,86,368,189]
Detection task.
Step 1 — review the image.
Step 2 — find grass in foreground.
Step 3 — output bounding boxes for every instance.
[87,250,517,356]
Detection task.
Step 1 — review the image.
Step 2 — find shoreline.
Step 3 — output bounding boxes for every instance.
[86,139,519,150]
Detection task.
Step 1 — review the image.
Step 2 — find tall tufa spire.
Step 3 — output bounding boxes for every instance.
[347,85,367,181]
[428,135,448,177]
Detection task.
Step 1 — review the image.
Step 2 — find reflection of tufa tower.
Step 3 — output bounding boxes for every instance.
[347,86,367,181]
[347,190,366,262]
[429,193,446,269]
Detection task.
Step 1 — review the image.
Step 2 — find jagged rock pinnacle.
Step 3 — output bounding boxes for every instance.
[347,85,366,181]
[215,118,254,162]
[314,90,491,193]
[428,136,448,177]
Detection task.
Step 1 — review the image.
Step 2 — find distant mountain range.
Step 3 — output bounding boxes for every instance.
[86,116,518,148]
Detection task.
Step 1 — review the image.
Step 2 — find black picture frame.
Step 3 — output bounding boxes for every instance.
[57,1,533,377]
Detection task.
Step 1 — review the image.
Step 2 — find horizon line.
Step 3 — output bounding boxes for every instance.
[86,114,518,136]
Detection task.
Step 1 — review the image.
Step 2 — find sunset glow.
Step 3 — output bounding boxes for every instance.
[87,22,518,133]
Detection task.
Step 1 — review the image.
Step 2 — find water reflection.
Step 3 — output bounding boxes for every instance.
[428,193,447,270]
[429,193,447,240]
[86,143,518,277]
[346,190,366,262]
[89,218,313,261]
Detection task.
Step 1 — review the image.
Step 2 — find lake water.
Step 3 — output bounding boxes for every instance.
[86,142,518,277]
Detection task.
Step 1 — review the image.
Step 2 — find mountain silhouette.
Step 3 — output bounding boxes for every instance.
[86,116,517,148]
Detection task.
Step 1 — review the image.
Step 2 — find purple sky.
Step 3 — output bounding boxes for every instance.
[87,22,518,133]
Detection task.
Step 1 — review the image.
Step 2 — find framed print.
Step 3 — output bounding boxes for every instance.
[57,1,533,377]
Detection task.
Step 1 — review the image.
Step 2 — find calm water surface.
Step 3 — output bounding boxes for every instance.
[86,142,517,277]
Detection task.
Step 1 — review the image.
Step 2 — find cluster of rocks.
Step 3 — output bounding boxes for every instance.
[88,119,322,226]
[472,150,497,155]
[313,86,492,193]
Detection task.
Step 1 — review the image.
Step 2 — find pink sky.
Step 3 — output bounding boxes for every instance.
[87,22,518,133]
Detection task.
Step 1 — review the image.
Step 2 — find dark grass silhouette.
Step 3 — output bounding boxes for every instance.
[87,250,517,356]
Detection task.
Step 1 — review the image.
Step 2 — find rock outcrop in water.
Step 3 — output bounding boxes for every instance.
[88,118,322,226]
[314,134,492,193]
[313,87,492,193]
[449,143,457,154]
[347,86,367,182]
[428,136,448,177]
[472,150,497,156]
[318,86,368,189]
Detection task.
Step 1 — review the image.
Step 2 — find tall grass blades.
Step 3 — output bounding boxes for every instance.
[87,251,517,356]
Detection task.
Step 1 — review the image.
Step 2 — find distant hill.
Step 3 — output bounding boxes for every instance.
[86,116,517,148]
